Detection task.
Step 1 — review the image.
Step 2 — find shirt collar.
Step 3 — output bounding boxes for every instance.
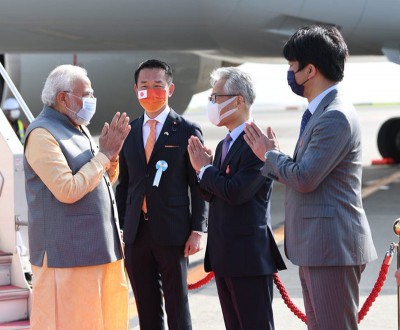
[143,106,170,126]
[228,119,252,142]
[308,84,337,115]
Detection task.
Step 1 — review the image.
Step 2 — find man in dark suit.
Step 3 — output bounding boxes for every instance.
[187,67,286,330]
[244,25,377,330]
[116,59,208,330]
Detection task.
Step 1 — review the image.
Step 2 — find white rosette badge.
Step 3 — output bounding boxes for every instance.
[153,160,168,187]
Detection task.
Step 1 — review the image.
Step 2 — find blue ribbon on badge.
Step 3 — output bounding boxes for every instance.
[153,160,168,187]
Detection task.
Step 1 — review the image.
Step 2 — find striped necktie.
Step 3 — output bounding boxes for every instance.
[299,109,312,138]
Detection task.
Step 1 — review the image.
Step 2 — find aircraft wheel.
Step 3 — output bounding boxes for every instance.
[377,117,400,163]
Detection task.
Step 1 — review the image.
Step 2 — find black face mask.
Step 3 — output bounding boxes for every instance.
[287,69,310,97]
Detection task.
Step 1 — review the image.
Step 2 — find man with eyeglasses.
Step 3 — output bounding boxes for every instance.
[24,64,131,329]
[187,67,286,330]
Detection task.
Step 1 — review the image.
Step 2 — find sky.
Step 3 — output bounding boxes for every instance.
[188,56,400,110]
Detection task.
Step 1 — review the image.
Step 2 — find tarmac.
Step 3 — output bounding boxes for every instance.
[128,104,400,329]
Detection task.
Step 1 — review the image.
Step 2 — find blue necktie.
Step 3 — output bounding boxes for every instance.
[220,133,232,165]
[299,109,312,138]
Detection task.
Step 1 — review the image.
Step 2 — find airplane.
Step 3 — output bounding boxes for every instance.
[1,0,400,326]
[1,0,400,162]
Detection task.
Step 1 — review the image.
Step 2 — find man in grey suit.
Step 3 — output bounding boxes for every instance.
[244,25,377,330]
[24,64,131,329]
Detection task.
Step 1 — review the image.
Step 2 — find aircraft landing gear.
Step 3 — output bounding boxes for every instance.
[378,117,400,163]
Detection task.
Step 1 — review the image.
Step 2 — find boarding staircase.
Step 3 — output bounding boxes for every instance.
[0,61,33,329]
[0,251,30,329]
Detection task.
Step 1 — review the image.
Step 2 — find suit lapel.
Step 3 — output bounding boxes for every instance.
[293,89,338,159]
[132,115,147,165]
[215,132,245,169]
[221,132,244,167]
[214,141,223,167]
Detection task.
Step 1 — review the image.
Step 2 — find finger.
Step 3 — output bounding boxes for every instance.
[188,137,196,154]
[270,127,278,140]
[110,112,121,131]
[192,137,203,153]
[187,246,197,256]
[121,124,131,139]
[243,123,259,141]
[187,143,195,156]
[184,243,190,257]
[118,115,130,134]
[243,134,252,146]
[188,136,196,147]
[249,122,264,137]
[101,122,109,137]
[266,126,274,139]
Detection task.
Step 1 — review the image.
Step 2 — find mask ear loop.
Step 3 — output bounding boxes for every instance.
[218,96,238,120]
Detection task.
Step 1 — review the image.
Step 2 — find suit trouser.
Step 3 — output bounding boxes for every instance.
[215,274,275,330]
[125,217,191,330]
[299,264,365,330]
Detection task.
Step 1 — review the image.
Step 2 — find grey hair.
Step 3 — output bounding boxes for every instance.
[210,67,256,106]
[41,65,88,106]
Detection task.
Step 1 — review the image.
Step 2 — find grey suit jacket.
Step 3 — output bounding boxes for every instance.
[261,89,377,266]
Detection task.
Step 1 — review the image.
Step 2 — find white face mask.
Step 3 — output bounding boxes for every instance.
[9,109,21,120]
[67,97,97,126]
[207,96,237,126]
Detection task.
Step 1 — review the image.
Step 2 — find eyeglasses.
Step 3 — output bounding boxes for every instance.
[63,91,95,99]
[208,94,238,104]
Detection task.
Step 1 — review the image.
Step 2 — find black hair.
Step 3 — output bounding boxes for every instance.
[134,59,173,85]
[283,25,348,82]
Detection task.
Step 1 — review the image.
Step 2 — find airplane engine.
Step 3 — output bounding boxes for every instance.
[377,117,400,163]
[1,52,221,133]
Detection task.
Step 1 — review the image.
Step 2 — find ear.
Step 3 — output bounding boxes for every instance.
[307,64,317,78]
[134,84,138,97]
[168,83,175,97]
[56,91,68,105]
[236,95,245,106]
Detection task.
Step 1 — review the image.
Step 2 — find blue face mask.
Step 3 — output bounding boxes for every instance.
[287,70,309,97]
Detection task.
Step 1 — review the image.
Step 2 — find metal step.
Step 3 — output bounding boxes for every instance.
[0,319,30,329]
[0,251,12,286]
[0,285,30,323]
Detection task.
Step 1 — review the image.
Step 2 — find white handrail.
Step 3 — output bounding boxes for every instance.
[0,61,35,123]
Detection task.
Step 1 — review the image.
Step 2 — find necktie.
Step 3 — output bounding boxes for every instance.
[142,119,157,214]
[145,119,157,163]
[299,109,312,138]
[220,133,232,165]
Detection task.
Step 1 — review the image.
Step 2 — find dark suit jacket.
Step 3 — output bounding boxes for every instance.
[116,109,208,245]
[200,132,286,276]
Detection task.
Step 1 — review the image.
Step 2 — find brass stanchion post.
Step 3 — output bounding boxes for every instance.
[392,219,400,330]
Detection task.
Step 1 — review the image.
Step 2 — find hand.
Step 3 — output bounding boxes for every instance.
[184,231,203,257]
[244,122,280,161]
[187,136,213,172]
[395,268,400,285]
[99,112,131,161]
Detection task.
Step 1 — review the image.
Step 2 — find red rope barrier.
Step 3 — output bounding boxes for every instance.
[274,244,394,325]
[358,262,390,322]
[186,244,394,325]
[188,271,215,290]
[273,273,307,324]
